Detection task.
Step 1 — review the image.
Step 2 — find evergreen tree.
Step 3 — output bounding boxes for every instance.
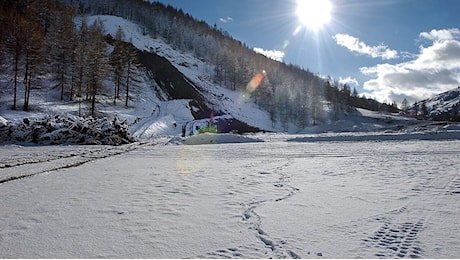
[110,26,126,105]
[87,18,108,117]
[123,40,139,107]
[48,5,75,101]
[73,17,90,106]
[311,78,322,125]
[22,9,45,111]
[413,102,419,118]
[1,3,45,111]
[6,13,27,110]
[420,101,428,120]
[401,98,409,115]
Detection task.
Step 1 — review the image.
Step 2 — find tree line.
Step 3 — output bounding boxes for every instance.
[0,0,139,117]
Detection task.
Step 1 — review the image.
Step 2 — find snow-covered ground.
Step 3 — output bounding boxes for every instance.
[1,138,459,258]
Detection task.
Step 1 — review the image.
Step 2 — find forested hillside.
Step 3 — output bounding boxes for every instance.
[1,0,399,130]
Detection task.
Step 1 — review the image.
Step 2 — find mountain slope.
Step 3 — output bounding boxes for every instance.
[94,15,273,135]
[2,14,459,145]
[410,86,460,121]
[0,14,278,144]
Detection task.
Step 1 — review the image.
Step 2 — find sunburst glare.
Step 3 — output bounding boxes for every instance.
[296,0,332,30]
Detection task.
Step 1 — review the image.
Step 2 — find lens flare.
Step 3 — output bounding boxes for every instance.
[292,25,302,36]
[282,40,290,49]
[245,70,267,94]
[176,146,212,174]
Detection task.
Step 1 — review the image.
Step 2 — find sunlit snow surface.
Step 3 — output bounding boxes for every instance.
[1,137,459,258]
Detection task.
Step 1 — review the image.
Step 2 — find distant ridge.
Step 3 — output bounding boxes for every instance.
[410,86,460,121]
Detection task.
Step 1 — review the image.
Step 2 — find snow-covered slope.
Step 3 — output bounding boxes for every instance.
[411,86,460,121]
[82,15,460,139]
[87,15,279,135]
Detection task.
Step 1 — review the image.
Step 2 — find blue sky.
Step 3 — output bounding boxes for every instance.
[155,0,460,104]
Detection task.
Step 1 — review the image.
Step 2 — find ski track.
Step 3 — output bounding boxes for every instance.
[0,140,167,184]
[0,139,459,258]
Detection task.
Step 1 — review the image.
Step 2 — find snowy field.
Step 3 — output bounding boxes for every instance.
[1,137,459,258]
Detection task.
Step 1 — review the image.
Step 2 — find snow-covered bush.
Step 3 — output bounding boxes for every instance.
[0,114,135,145]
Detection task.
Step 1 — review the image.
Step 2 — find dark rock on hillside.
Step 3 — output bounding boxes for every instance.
[213,117,264,134]
[137,49,213,119]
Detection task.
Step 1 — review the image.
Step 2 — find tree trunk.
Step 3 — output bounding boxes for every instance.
[23,61,30,111]
[60,65,65,100]
[13,56,18,110]
[125,61,131,107]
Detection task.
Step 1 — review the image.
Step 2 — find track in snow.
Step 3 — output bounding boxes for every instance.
[0,140,166,184]
[198,158,302,259]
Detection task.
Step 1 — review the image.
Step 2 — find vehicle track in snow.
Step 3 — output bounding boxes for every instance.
[0,141,164,184]
[360,160,460,258]
[361,206,425,258]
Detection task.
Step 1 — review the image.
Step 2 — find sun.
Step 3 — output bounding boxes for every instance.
[296,0,332,30]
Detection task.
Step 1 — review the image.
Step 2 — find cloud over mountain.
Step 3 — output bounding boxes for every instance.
[253,47,285,62]
[219,16,233,23]
[333,33,399,60]
[360,28,460,104]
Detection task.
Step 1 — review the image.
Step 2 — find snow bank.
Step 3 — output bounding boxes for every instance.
[131,114,180,139]
[288,130,460,142]
[184,133,263,145]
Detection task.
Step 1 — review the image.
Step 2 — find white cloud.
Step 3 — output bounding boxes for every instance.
[419,28,460,42]
[253,47,285,62]
[338,76,359,88]
[360,30,460,104]
[333,33,399,60]
[219,17,234,23]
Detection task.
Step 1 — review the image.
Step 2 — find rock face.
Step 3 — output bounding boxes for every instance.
[137,49,213,119]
